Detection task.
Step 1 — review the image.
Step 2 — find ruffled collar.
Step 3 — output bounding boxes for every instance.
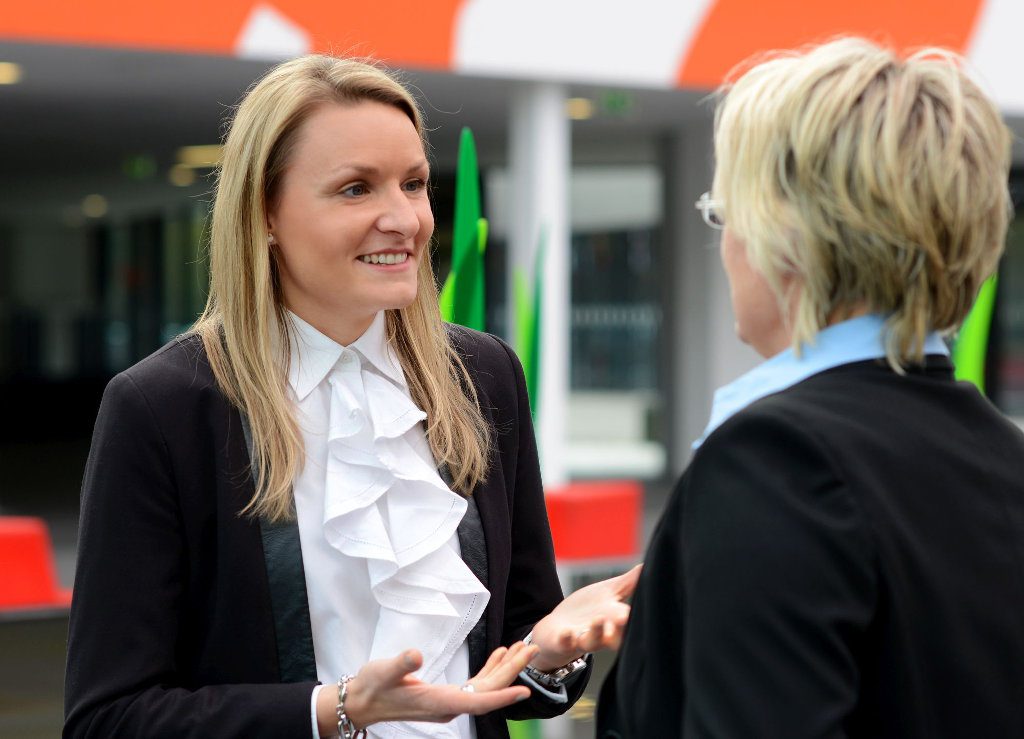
[287,311,405,400]
[287,311,489,738]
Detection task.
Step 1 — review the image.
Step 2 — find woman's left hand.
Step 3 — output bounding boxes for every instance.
[322,642,538,733]
[526,563,642,672]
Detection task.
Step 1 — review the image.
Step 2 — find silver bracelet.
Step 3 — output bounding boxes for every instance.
[336,675,366,739]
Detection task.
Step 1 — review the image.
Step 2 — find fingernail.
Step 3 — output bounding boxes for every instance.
[515,692,529,702]
[404,653,415,668]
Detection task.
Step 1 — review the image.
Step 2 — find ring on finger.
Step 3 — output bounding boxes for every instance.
[461,683,475,693]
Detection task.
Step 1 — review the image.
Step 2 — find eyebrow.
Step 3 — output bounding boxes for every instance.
[329,161,430,178]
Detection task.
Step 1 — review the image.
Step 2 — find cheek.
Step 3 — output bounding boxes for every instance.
[418,205,435,245]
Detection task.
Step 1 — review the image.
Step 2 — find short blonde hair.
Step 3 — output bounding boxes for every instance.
[712,37,1013,367]
[194,55,490,521]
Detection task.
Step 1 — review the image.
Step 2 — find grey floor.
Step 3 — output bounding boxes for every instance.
[0,439,672,738]
[0,614,68,738]
[1,439,80,738]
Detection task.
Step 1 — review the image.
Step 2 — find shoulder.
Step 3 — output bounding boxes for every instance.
[672,389,875,599]
[698,361,884,469]
[103,333,221,415]
[698,385,836,468]
[116,332,214,391]
[688,387,855,528]
[445,323,522,388]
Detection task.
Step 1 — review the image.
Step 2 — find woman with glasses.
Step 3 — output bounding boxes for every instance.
[598,37,1024,738]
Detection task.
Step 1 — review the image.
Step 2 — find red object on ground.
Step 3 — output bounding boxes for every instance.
[544,480,642,562]
[0,516,72,610]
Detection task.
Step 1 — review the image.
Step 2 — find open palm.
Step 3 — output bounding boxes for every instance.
[527,564,642,671]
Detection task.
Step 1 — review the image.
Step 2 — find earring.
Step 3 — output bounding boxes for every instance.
[267,233,276,245]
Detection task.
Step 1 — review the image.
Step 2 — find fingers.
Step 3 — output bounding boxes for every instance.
[469,641,538,692]
[612,563,644,598]
[555,627,576,652]
[348,643,543,728]
[475,646,508,680]
[446,685,531,715]
[600,618,624,651]
[577,613,629,652]
[487,642,537,685]
[575,619,603,653]
[368,649,423,688]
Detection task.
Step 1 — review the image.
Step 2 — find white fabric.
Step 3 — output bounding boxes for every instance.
[289,311,488,739]
[310,684,324,738]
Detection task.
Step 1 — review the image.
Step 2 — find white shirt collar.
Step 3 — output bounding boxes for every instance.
[287,311,407,400]
[693,313,950,450]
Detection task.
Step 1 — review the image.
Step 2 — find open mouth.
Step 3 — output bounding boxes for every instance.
[359,252,409,265]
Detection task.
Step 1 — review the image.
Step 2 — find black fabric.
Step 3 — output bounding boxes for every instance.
[241,413,318,684]
[64,355,315,738]
[257,519,318,683]
[65,326,588,739]
[454,479,490,674]
[598,356,1024,738]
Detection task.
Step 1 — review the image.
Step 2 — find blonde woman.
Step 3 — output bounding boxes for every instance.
[599,38,1024,738]
[65,56,638,739]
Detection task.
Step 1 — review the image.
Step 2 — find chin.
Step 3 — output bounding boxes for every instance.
[383,288,419,312]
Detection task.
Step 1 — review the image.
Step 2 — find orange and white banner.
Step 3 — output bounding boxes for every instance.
[2,0,1022,111]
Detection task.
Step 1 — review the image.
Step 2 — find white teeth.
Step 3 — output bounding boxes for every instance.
[360,253,408,265]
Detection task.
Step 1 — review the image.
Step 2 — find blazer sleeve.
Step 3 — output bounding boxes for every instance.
[488,335,592,720]
[64,372,316,739]
[675,408,878,738]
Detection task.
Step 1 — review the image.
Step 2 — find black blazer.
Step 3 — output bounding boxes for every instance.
[65,325,588,738]
[599,356,1024,738]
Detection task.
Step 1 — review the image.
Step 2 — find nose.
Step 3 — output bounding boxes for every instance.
[375,185,421,238]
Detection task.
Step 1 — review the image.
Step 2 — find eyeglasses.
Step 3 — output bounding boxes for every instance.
[695,192,725,230]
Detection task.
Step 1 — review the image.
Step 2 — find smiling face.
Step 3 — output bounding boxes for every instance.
[267,100,433,345]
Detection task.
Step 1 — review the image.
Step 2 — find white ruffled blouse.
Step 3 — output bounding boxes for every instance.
[288,311,488,739]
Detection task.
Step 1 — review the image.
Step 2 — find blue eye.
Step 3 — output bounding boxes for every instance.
[403,178,427,193]
[341,183,367,197]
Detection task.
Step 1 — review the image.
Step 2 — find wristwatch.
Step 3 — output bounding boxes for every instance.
[522,632,589,688]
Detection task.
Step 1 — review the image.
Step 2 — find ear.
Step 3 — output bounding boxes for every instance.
[265,195,279,236]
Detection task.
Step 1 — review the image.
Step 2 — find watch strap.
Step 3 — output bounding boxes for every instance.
[521,632,589,687]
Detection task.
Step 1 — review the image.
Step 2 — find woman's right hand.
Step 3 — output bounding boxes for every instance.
[317,641,538,735]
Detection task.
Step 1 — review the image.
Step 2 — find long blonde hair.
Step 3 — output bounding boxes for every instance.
[712,38,1012,368]
[193,55,490,521]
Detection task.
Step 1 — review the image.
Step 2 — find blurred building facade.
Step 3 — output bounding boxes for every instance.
[1,1,1023,510]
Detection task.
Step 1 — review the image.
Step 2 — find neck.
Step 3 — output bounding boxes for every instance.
[826,302,870,327]
[287,301,377,347]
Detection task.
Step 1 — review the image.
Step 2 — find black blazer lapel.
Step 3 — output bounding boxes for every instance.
[444,464,490,673]
[240,412,318,683]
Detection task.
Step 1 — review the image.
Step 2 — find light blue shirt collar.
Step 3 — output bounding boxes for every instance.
[693,314,949,450]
